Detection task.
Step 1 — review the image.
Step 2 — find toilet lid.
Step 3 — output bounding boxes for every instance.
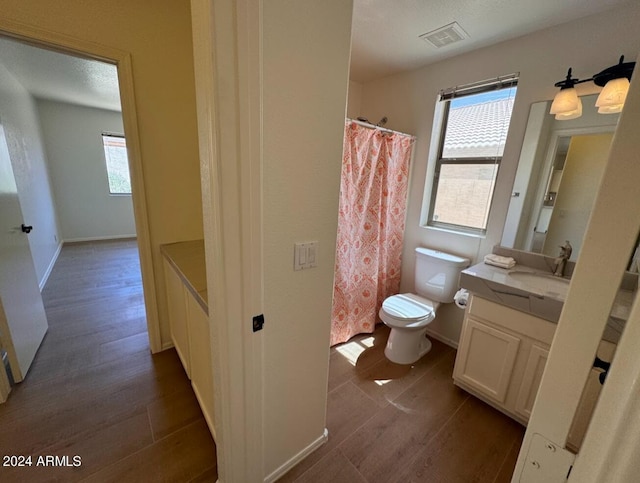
[381,294,434,321]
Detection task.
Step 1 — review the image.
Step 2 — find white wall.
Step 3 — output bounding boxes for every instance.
[0,62,61,287]
[347,80,363,118]
[358,2,640,344]
[36,99,135,241]
[262,0,353,476]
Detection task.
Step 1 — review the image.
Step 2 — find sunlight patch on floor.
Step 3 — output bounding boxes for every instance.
[374,379,392,386]
[336,341,367,366]
[359,336,375,348]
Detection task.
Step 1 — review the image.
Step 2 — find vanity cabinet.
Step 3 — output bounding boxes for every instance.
[161,241,216,441]
[453,295,556,425]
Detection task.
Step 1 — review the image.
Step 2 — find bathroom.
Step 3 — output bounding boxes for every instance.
[344,6,638,351]
[318,1,640,481]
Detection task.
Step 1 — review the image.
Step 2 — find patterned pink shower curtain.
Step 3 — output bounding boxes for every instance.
[330,120,414,346]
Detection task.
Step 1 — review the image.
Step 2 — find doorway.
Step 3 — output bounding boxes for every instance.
[0,28,161,359]
[0,34,151,380]
[0,32,217,479]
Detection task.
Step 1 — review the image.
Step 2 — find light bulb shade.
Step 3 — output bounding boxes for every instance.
[598,104,623,114]
[596,77,630,113]
[555,101,583,120]
[550,88,581,115]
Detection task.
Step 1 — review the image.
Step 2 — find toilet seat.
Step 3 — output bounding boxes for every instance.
[380,293,438,328]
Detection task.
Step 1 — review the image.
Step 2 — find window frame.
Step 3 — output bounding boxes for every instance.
[101,132,132,196]
[426,78,518,235]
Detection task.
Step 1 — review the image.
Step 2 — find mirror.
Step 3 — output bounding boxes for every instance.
[502,94,619,261]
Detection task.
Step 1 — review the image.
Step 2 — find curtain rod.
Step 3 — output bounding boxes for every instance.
[102,131,125,138]
[347,118,415,139]
[439,72,519,100]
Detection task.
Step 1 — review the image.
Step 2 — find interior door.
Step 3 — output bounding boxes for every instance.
[0,123,48,383]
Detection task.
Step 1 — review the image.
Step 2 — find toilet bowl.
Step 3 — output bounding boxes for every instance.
[379,294,440,365]
[380,248,469,364]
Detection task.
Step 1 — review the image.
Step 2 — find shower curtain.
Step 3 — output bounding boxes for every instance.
[330,120,414,346]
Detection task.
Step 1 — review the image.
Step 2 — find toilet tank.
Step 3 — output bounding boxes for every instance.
[414,248,470,303]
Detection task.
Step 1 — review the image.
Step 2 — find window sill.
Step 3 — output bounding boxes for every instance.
[420,224,486,239]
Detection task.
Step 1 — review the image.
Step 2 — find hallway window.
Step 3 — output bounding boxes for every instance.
[426,75,518,234]
[102,134,131,195]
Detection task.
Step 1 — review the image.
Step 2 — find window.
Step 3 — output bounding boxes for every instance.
[102,134,131,195]
[427,76,518,234]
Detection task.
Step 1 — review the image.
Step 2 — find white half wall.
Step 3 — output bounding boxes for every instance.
[36,99,135,241]
[357,2,640,345]
[0,62,61,287]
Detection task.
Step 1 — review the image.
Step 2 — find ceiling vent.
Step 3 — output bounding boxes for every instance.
[419,22,468,48]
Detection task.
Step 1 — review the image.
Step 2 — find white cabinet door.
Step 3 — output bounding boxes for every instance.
[163,260,190,378]
[187,294,215,439]
[0,124,48,383]
[454,317,521,403]
[514,344,549,420]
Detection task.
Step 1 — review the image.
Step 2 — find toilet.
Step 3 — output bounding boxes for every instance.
[379,247,469,364]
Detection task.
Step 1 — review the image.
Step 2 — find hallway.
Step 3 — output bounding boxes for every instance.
[0,240,216,482]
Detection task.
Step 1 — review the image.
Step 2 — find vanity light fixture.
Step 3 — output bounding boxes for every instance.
[551,55,635,120]
[550,68,582,120]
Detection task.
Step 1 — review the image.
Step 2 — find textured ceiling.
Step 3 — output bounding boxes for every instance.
[0,36,121,112]
[350,0,630,82]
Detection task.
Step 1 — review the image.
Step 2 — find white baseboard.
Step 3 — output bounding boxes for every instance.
[161,341,175,352]
[264,428,329,483]
[63,234,137,243]
[39,241,63,292]
[425,328,459,349]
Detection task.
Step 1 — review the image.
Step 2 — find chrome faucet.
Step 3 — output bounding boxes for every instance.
[553,240,572,277]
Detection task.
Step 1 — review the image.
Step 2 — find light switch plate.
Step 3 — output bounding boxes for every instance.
[294,242,318,271]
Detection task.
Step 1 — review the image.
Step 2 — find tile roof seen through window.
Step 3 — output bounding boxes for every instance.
[443,96,515,159]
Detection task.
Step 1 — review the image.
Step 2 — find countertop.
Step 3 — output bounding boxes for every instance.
[160,240,208,314]
[460,262,634,344]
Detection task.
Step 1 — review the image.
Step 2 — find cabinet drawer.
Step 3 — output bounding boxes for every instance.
[468,296,556,344]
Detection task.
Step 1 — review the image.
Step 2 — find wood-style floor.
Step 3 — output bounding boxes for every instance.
[281,325,525,483]
[0,239,217,482]
[1,239,523,482]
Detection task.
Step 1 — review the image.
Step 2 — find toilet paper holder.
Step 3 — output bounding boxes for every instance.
[454,289,469,308]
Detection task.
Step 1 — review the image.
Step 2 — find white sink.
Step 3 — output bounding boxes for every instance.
[508,270,570,299]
